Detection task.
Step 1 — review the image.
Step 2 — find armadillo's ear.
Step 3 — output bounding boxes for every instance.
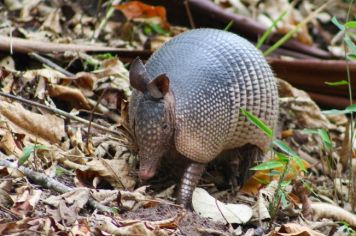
[129,57,149,92]
[147,74,170,99]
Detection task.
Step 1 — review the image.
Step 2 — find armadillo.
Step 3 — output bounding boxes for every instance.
[129,29,279,206]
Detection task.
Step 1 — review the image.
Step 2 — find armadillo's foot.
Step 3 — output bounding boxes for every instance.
[176,162,206,208]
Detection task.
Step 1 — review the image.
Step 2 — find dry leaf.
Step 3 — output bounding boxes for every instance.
[192,188,253,224]
[44,188,90,224]
[0,129,22,157]
[11,189,42,217]
[40,9,62,35]
[48,84,91,109]
[22,68,66,84]
[92,213,182,235]
[85,158,135,190]
[269,223,325,236]
[0,101,66,144]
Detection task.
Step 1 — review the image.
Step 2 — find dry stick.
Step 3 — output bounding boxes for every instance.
[28,52,75,77]
[0,157,112,213]
[0,36,152,59]
[184,0,195,29]
[86,87,109,148]
[0,92,123,137]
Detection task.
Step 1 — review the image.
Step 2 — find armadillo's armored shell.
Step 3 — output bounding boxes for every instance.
[145,29,279,163]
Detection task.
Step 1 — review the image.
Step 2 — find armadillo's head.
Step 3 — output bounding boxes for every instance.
[129,57,175,181]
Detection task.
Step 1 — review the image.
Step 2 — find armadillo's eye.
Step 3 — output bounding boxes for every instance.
[162,123,169,130]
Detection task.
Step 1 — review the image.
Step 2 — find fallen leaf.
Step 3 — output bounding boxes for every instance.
[192,188,252,224]
[40,9,62,35]
[0,129,22,157]
[48,84,91,109]
[269,223,325,236]
[11,188,42,217]
[81,158,136,190]
[0,101,66,144]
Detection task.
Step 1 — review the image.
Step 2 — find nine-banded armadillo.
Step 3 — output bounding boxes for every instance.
[129,29,279,207]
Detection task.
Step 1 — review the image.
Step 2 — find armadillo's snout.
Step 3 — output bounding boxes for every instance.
[138,152,161,181]
[138,168,155,181]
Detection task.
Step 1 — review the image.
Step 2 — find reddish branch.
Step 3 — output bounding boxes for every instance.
[0,36,152,59]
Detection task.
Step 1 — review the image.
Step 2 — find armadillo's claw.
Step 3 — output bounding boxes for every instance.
[176,162,206,208]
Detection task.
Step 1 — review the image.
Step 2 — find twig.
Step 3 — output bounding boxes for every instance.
[0,92,124,137]
[0,36,152,59]
[184,0,195,29]
[86,88,109,147]
[0,156,112,213]
[28,52,74,77]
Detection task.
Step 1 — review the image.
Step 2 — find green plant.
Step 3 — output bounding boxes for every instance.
[323,0,356,209]
[240,108,306,224]
[143,22,169,36]
[18,144,49,165]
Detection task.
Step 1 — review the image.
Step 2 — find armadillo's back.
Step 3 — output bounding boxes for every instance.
[145,29,279,163]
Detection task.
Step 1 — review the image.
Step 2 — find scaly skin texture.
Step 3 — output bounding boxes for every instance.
[129,29,279,207]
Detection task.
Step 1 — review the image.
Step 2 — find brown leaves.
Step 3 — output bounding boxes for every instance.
[93,212,185,235]
[76,158,135,190]
[269,223,325,236]
[48,84,91,109]
[0,101,66,144]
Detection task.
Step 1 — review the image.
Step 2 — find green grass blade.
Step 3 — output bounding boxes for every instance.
[345,21,356,29]
[224,20,234,31]
[323,104,356,115]
[273,140,298,157]
[250,161,284,170]
[303,128,332,150]
[318,129,332,150]
[240,108,273,138]
[325,80,349,86]
[331,16,345,31]
[256,10,288,49]
[291,156,306,171]
[263,0,331,56]
[18,146,34,165]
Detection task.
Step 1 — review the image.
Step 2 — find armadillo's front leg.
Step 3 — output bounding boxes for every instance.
[176,162,206,207]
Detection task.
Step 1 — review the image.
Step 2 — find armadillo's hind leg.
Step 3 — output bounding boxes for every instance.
[176,162,206,207]
[227,144,264,191]
[237,144,264,188]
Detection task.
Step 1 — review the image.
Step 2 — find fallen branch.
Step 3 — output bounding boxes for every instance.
[28,52,74,77]
[0,156,112,213]
[0,36,152,59]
